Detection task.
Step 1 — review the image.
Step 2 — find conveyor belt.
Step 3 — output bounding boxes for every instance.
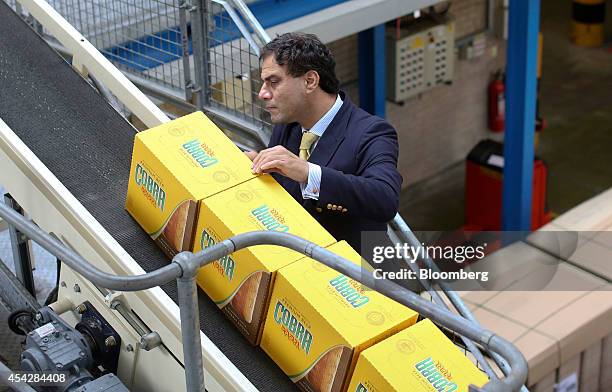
[0,3,294,390]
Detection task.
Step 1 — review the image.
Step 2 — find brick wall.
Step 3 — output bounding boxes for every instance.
[389,38,505,186]
[328,35,359,88]
[453,0,488,39]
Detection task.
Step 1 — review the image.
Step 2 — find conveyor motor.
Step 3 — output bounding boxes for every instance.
[14,303,128,391]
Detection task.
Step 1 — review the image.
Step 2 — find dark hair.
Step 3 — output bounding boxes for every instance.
[260,33,340,94]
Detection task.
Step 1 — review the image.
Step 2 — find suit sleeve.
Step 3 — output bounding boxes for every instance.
[318,120,402,222]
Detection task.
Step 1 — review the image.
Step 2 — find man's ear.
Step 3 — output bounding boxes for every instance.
[304,70,320,93]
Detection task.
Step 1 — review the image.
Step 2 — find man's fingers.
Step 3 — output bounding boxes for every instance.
[244,150,258,161]
[260,159,284,172]
[252,147,280,169]
[259,160,286,176]
[251,148,266,168]
[251,149,269,172]
[253,150,285,173]
[254,154,280,173]
[260,167,281,175]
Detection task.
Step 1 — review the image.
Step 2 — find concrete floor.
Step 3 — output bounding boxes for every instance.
[538,0,612,214]
[400,0,612,231]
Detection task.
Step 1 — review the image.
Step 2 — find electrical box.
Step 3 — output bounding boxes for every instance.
[387,17,455,102]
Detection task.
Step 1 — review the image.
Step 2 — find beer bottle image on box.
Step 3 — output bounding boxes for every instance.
[260,241,419,392]
[125,112,255,258]
[192,174,336,345]
[346,319,489,391]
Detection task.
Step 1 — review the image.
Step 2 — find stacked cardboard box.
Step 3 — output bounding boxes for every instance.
[125,112,339,345]
[125,111,255,257]
[192,175,336,344]
[261,241,419,392]
[346,319,488,392]
[459,188,612,391]
[461,266,611,391]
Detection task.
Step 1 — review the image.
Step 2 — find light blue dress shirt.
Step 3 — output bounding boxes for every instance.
[300,94,343,200]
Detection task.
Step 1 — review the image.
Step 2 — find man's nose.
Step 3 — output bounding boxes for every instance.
[258,84,271,100]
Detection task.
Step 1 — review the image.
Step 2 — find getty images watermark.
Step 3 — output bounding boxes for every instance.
[370,241,490,283]
[361,230,612,292]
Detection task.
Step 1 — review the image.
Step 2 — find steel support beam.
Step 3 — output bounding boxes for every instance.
[358,24,386,118]
[191,0,211,110]
[0,257,39,313]
[268,0,440,44]
[502,0,540,230]
[4,194,36,296]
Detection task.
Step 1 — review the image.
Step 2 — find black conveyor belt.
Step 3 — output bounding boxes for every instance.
[0,3,294,390]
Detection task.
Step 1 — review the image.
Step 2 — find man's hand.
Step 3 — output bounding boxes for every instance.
[251,145,309,183]
[244,150,258,161]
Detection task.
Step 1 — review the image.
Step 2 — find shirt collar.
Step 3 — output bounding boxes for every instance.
[301,94,344,137]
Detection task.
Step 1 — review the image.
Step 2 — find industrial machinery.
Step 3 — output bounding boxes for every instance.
[0,1,528,391]
[8,304,127,391]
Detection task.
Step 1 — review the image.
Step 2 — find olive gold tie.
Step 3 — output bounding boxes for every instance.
[299,131,319,160]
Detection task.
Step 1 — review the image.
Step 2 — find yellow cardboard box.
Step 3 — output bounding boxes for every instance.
[260,241,419,392]
[125,112,254,257]
[193,174,336,345]
[346,319,489,392]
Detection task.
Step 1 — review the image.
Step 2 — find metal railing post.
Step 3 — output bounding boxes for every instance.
[190,0,210,110]
[179,1,195,103]
[174,252,206,392]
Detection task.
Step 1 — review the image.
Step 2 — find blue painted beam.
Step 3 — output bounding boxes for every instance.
[502,0,540,230]
[358,24,386,118]
[248,0,348,30]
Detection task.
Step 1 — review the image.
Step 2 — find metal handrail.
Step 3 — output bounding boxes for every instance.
[16,0,169,130]
[21,0,269,150]
[389,214,530,392]
[211,0,262,56]
[209,0,272,57]
[228,0,271,46]
[0,195,526,392]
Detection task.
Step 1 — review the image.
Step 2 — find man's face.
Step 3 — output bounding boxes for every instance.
[258,55,306,124]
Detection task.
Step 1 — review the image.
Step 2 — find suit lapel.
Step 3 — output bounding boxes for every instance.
[284,123,302,155]
[308,95,352,167]
[273,93,353,205]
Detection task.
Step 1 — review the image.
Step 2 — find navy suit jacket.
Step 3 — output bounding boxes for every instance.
[268,91,402,250]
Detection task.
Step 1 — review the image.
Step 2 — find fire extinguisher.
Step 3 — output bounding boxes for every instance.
[488,71,505,132]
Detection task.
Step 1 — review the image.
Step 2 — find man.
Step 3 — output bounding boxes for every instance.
[246,33,402,251]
